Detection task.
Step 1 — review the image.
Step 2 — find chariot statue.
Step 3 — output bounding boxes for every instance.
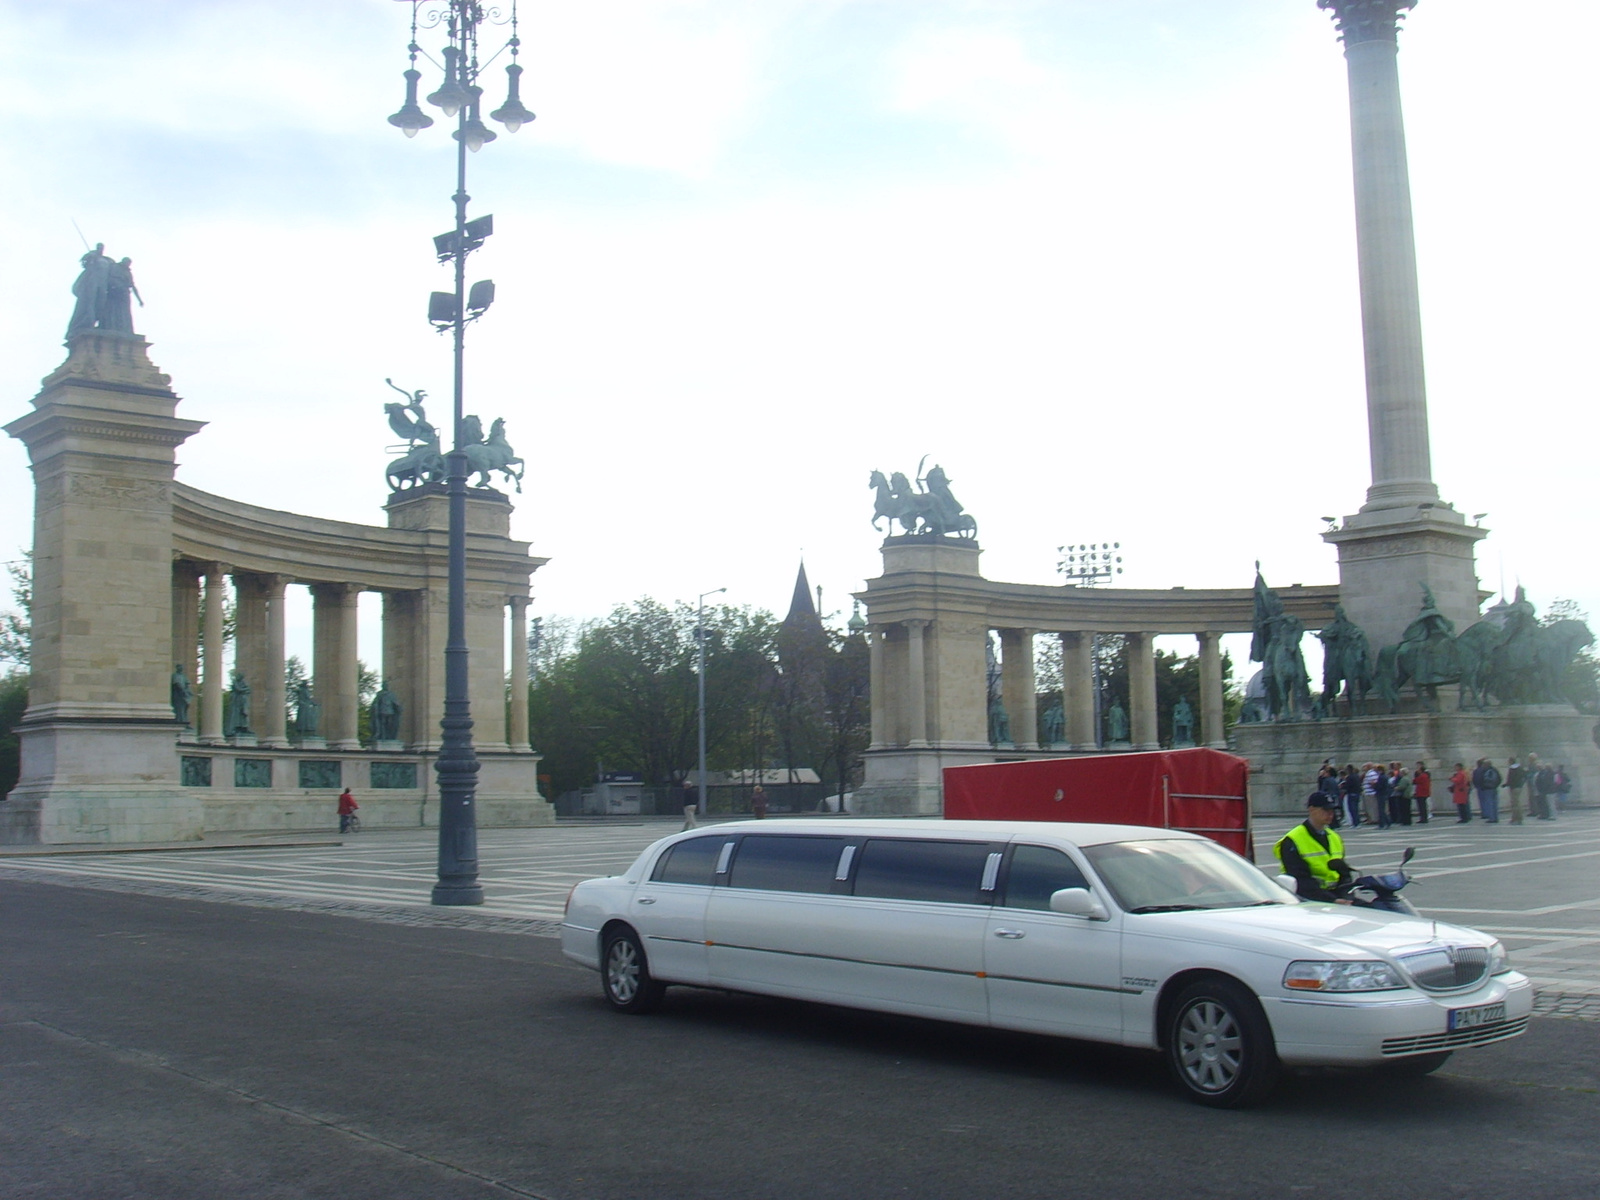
[868,458,978,539]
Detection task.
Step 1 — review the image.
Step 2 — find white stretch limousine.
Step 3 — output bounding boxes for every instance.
[560,819,1532,1106]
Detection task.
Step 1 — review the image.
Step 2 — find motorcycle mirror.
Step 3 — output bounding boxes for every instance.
[1400,847,1416,866]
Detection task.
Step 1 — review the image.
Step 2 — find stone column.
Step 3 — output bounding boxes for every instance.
[904,619,929,748]
[170,561,202,725]
[1197,631,1226,748]
[1062,631,1096,750]
[1127,632,1159,751]
[199,564,227,745]
[260,576,289,747]
[233,575,269,735]
[868,625,888,749]
[1322,0,1435,513]
[508,595,531,752]
[312,583,361,750]
[999,628,1038,750]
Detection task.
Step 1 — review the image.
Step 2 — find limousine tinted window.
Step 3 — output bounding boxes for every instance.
[653,836,725,885]
[1003,845,1090,910]
[729,835,845,894]
[853,839,993,904]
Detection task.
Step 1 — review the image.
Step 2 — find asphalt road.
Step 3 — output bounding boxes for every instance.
[3,879,1597,1200]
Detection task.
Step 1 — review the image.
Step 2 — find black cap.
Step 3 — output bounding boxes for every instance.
[1307,791,1339,810]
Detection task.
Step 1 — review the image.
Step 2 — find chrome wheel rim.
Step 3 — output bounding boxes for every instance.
[1177,999,1243,1093]
[606,939,640,1003]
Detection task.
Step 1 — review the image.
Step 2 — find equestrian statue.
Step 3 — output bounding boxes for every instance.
[869,458,978,539]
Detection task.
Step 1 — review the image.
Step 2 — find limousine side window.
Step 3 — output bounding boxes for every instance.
[1002,844,1090,911]
[852,839,996,905]
[652,836,726,885]
[727,835,846,894]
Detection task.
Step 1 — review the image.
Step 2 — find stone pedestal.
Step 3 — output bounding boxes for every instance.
[1324,509,1487,653]
[1234,705,1600,816]
[2,333,205,844]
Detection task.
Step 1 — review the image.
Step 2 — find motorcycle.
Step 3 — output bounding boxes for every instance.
[1333,846,1419,915]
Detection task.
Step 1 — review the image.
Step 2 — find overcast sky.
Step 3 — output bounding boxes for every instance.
[2,1,1595,675]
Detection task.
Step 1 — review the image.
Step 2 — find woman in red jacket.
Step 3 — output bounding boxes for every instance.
[1412,761,1433,824]
[1448,762,1471,823]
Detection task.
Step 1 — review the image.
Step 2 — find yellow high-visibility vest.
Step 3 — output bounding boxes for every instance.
[1274,822,1344,889]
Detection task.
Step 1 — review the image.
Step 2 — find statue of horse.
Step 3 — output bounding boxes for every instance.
[1372,637,1462,713]
[1318,604,1372,717]
[461,418,525,492]
[1262,613,1312,721]
[869,470,909,533]
[1525,619,1595,705]
[1453,620,1502,710]
[387,435,445,491]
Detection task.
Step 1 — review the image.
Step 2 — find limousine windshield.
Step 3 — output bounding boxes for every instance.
[1083,838,1293,913]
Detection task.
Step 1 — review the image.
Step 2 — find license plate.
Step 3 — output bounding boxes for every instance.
[1448,1002,1506,1031]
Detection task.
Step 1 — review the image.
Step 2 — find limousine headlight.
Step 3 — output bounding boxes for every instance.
[1283,960,1405,992]
[1488,941,1511,976]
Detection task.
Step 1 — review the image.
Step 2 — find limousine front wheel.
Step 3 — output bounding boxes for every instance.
[602,927,666,1014]
[1166,977,1280,1108]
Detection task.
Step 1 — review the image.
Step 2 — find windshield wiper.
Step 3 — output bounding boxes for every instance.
[1126,903,1204,914]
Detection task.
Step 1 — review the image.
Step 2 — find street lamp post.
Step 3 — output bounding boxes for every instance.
[386,0,535,905]
[1057,542,1127,747]
[696,588,725,817]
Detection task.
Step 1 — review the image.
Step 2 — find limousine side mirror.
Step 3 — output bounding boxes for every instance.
[1049,887,1108,920]
[1274,874,1299,895]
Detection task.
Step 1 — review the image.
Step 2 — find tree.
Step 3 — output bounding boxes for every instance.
[0,552,31,668]
[0,671,26,796]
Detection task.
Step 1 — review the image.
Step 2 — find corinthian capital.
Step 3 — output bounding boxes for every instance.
[1317,0,1416,45]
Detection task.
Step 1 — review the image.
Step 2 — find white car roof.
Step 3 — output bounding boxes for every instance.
[671,819,1199,848]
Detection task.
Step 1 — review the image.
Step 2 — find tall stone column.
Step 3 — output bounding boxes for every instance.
[1318,0,1486,648]
[312,583,361,750]
[867,626,888,749]
[999,628,1038,750]
[170,561,202,726]
[1127,632,1159,751]
[508,596,531,752]
[904,619,929,748]
[233,575,269,734]
[199,564,227,745]
[1062,631,1096,750]
[1197,631,1227,748]
[260,576,289,747]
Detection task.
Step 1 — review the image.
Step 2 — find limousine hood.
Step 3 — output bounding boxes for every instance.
[1150,902,1493,959]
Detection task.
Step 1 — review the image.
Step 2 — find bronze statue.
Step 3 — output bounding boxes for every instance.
[223,670,252,737]
[1373,585,1460,712]
[370,681,402,742]
[1249,568,1312,721]
[100,258,142,333]
[1039,695,1066,746]
[170,663,193,726]
[384,379,445,491]
[1106,700,1129,744]
[66,244,114,336]
[868,461,978,539]
[290,678,321,739]
[988,694,1012,745]
[461,416,525,491]
[1317,603,1373,716]
[1172,697,1196,746]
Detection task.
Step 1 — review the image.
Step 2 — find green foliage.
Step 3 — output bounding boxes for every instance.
[0,552,31,668]
[0,671,26,795]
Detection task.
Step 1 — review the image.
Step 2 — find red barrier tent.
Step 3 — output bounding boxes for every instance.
[942,748,1254,859]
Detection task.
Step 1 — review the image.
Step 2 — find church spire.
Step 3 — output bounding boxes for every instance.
[784,561,819,628]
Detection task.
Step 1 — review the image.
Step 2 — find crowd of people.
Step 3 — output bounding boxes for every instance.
[1313,756,1573,829]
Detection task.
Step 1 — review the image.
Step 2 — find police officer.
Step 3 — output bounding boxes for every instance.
[1274,791,1353,905]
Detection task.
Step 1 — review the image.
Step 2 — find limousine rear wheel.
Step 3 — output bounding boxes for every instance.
[602,927,666,1014]
[1166,977,1280,1108]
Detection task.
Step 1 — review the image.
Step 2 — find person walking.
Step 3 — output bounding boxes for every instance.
[681,779,699,830]
[1412,761,1432,824]
[1390,764,1413,828]
[751,783,768,820]
[337,787,359,833]
[1505,757,1527,825]
[1555,765,1572,814]
[1449,762,1471,823]
[1533,759,1558,821]
[1318,764,1343,826]
[1473,758,1502,824]
[1341,764,1364,829]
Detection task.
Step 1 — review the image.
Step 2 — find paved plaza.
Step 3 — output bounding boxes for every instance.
[1,810,1597,1008]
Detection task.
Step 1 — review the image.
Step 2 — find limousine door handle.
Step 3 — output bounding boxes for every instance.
[636,897,657,905]
[993,929,1026,939]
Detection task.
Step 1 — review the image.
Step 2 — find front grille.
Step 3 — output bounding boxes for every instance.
[1399,946,1489,992]
[1381,1017,1528,1056]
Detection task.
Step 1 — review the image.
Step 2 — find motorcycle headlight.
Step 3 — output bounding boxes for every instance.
[1488,941,1511,976]
[1283,960,1405,992]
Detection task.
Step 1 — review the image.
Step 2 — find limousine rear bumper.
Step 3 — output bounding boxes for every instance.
[1264,972,1533,1065]
[561,922,603,970]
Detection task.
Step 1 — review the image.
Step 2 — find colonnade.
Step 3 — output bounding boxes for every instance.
[171,559,532,752]
[867,622,1228,753]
